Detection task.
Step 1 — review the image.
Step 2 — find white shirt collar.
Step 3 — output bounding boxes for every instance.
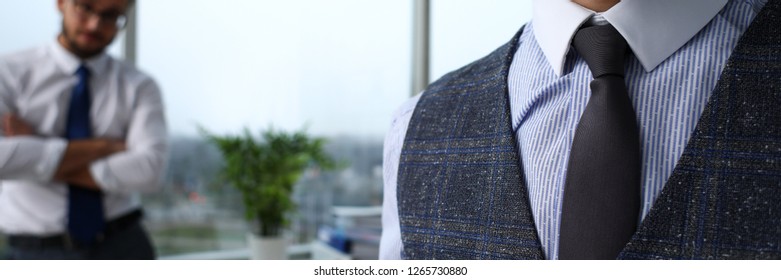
[49,39,111,76]
[532,0,729,76]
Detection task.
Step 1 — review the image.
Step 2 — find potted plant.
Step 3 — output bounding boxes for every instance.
[202,127,336,259]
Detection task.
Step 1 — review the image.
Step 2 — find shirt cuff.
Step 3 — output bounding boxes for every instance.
[89,158,117,193]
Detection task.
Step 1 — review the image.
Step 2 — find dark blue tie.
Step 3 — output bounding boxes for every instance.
[66,65,105,245]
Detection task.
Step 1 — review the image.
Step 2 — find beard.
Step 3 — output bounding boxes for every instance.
[60,22,111,59]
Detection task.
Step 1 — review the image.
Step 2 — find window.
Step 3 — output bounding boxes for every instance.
[431,0,532,79]
[135,0,411,257]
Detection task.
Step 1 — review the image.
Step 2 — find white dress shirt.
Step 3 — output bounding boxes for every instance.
[0,40,168,235]
[381,0,767,259]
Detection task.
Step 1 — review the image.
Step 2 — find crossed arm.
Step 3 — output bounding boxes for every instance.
[2,114,125,190]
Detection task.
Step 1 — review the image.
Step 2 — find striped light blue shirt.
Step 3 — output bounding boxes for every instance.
[381,0,767,259]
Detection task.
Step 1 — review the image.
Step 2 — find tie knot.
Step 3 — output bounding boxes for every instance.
[76,65,90,80]
[572,24,629,78]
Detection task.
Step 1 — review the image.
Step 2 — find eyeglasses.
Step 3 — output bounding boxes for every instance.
[70,0,128,29]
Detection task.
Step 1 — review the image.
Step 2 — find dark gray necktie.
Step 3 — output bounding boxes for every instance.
[558,24,641,260]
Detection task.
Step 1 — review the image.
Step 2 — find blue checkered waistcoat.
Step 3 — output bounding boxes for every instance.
[398,1,781,259]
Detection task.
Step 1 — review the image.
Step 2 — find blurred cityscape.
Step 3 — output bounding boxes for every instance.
[1,135,385,259]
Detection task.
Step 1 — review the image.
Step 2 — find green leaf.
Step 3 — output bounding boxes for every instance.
[200,126,340,237]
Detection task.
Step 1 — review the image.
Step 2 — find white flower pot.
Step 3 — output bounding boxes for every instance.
[246,233,288,260]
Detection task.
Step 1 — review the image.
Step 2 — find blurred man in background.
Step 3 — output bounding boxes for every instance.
[0,0,167,259]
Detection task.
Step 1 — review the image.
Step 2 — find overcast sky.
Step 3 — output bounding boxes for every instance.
[0,0,532,139]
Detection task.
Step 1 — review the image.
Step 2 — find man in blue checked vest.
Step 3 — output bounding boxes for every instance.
[380,0,781,260]
[0,0,167,259]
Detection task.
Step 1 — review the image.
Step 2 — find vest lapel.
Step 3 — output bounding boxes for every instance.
[620,0,781,259]
[398,25,545,259]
